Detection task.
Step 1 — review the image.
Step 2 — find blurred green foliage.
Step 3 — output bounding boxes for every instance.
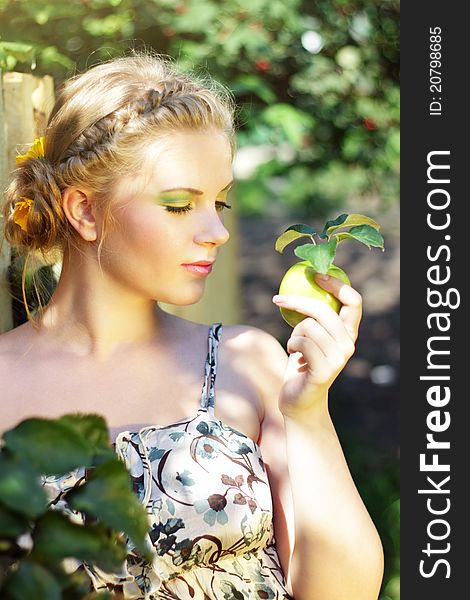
[0,0,399,219]
[341,432,400,600]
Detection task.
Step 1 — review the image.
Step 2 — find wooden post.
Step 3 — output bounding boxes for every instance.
[32,75,55,138]
[0,75,13,333]
[3,73,36,173]
[0,72,55,333]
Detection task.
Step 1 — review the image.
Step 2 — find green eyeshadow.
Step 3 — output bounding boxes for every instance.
[158,194,191,205]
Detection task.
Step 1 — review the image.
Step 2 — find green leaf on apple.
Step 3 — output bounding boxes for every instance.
[293,238,338,273]
[274,212,385,326]
[334,224,385,250]
[319,213,381,239]
[274,223,317,253]
[318,213,348,239]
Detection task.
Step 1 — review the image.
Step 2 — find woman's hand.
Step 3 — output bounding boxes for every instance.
[272,273,363,419]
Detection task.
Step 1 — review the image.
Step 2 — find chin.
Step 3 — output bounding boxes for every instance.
[153,285,206,306]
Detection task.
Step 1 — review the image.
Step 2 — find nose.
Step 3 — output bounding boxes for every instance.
[194,207,230,248]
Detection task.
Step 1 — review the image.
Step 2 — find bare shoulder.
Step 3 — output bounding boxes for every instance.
[0,323,39,429]
[0,323,32,365]
[0,321,46,384]
[221,324,288,408]
[221,323,287,360]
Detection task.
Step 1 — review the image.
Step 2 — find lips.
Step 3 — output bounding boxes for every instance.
[182,260,215,266]
[182,263,214,276]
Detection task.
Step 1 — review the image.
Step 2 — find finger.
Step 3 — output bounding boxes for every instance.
[314,274,363,341]
[293,316,356,364]
[286,336,332,385]
[273,293,355,346]
[291,317,337,359]
[286,335,324,368]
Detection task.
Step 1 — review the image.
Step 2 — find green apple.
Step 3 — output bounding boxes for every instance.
[278,261,351,327]
[274,213,384,327]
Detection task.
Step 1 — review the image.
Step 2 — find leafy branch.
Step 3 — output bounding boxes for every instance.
[274,213,385,275]
[0,414,151,600]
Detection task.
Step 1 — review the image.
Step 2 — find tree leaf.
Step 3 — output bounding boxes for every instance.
[334,224,385,250]
[51,566,98,599]
[3,418,93,475]
[57,414,114,465]
[0,505,30,538]
[231,74,277,104]
[0,41,35,72]
[2,560,61,600]
[318,213,348,239]
[319,213,381,239]
[294,238,338,274]
[0,455,47,519]
[67,460,151,558]
[32,511,127,573]
[262,103,315,149]
[274,223,317,253]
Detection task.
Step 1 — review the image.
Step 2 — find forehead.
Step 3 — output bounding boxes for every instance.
[142,130,233,190]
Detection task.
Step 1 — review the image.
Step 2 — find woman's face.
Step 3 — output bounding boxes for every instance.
[98,129,233,305]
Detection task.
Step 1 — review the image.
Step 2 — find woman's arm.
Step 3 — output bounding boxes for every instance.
[253,275,384,600]
[283,403,384,600]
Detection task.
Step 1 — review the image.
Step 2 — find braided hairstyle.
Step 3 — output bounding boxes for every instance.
[2,52,237,257]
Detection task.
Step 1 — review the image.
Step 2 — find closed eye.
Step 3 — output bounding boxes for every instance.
[165,201,232,215]
[164,204,192,214]
[216,201,232,212]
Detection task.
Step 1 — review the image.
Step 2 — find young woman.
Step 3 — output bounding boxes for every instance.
[0,53,384,599]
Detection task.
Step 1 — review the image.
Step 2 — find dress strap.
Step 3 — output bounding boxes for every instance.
[199,322,223,413]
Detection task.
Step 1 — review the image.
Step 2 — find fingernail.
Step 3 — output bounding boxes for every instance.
[316,273,329,281]
[272,295,286,303]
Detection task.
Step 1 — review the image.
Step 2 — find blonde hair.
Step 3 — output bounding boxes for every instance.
[1,51,237,323]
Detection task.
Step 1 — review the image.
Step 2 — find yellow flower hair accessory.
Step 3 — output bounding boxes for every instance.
[15,137,45,165]
[12,197,34,233]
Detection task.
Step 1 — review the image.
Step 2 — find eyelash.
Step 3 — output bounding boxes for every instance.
[165,201,232,215]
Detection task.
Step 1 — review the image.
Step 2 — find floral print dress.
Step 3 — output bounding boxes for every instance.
[42,323,294,599]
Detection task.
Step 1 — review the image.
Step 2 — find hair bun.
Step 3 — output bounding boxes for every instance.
[4,155,66,253]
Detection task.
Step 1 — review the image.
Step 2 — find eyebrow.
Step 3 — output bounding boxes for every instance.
[160,180,234,194]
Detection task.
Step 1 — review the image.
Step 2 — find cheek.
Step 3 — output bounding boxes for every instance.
[115,207,180,259]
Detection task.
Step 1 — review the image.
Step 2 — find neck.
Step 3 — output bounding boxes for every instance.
[35,248,170,361]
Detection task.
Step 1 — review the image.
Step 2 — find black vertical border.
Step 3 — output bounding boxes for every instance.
[401,3,467,598]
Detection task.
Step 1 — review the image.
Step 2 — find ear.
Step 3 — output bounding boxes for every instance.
[62,187,98,242]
